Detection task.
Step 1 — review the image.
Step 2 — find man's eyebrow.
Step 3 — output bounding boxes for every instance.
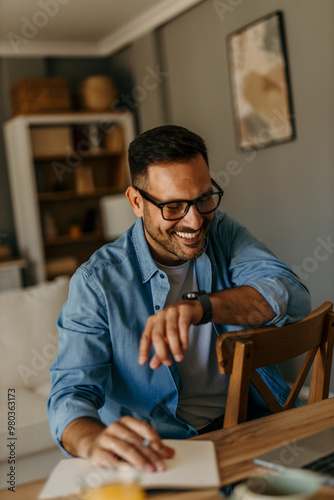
[201,187,214,197]
[160,185,214,204]
[164,190,213,203]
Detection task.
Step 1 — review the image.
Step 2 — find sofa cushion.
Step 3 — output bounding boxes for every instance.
[0,386,56,461]
[34,380,52,398]
[0,276,69,390]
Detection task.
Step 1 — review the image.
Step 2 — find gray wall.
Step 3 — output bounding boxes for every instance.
[0,58,47,255]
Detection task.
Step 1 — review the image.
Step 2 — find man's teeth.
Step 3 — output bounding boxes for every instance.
[175,230,200,239]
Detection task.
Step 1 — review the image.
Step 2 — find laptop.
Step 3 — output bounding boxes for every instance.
[254,426,334,486]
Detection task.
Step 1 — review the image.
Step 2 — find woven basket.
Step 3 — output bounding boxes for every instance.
[10,77,71,116]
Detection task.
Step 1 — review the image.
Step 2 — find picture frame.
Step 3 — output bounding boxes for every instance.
[227,11,296,151]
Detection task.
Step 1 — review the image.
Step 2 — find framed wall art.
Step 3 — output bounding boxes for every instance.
[227,11,296,151]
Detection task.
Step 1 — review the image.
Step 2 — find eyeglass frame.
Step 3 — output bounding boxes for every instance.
[133,178,224,221]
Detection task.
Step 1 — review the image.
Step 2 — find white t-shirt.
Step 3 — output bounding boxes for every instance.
[157,260,229,430]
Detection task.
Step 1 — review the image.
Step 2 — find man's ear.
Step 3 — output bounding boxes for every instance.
[126,186,143,217]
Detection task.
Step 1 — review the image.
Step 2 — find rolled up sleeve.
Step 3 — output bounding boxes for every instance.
[227,224,311,326]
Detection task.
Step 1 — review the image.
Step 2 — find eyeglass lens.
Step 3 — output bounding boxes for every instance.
[162,193,221,220]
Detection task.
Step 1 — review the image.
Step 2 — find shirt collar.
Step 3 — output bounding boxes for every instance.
[132,218,161,284]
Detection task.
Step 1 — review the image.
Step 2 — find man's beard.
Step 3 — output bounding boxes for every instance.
[142,207,212,264]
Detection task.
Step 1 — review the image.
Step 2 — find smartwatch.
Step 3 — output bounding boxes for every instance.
[182,290,212,325]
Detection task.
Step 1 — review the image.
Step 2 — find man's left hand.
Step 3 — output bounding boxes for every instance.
[138,300,203,369]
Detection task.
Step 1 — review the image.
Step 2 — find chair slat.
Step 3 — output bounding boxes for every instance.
[250,370,282,413]
[282,347,317,410]
[309,311,334,402]
[223,341,253,428]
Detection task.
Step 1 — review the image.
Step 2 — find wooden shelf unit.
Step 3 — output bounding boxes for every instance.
[4,112,135,284]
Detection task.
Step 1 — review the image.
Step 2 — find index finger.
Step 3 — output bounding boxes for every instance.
[138,325,153,366]
[120,416,175,458]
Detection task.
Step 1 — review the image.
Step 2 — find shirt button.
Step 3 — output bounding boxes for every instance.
[155,305,160,310]
[190,430,196,436]
[160,274,164,279]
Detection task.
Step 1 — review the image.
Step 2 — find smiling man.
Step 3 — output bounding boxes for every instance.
[48,125,311,474]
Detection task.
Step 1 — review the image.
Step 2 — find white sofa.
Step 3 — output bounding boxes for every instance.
[0,276,70,488]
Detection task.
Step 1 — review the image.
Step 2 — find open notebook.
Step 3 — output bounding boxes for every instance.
[38,440,220,499]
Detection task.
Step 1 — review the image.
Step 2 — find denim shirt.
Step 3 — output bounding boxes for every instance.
[48,211,311,452]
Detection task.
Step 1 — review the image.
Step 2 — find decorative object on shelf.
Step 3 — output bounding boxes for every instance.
[69,218,81,239]
[86,124,102,151]
[10,77,71,116]
[0,244,11,261]
[43,211,58,238]
[75,165,95,194]
[103,125,124,153]
[82,209,97,233]
[31,126,74,156]
[227,11,295,151]
[78,75,117,112]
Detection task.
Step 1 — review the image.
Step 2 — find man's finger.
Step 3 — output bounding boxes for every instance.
[149,353,163,370]
[87,447,122,468]
[119,416,174,458]
[178,302,195,350]
[138,328,152,365]
[118,416,161,443]
[163,308,184,362]
[151,324,172,365]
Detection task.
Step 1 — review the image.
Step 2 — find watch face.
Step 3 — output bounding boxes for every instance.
[182,291,206,300]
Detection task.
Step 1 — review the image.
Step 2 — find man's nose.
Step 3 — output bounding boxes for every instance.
[182,204,203,227]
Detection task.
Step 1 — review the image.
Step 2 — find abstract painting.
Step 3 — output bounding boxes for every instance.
[227,11,295,151]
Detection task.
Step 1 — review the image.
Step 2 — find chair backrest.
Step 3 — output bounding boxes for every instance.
[216,301,334,429]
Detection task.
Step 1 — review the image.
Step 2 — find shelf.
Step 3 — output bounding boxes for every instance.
[0,258,26,270]
[38,186,124,202]
[4,111,135,283]
[34,148,123,161]
[44,231,105,246]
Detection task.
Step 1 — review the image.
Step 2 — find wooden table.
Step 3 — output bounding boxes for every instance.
[1,399,334,500]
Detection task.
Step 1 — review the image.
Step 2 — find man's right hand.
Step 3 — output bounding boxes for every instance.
[62,415,175,473]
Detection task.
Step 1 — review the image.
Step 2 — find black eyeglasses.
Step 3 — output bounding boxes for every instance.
[134,178,224,221]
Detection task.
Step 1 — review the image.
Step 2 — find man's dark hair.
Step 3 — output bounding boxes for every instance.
[128,124,209,186]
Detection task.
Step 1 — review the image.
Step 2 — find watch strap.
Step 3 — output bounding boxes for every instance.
[195,293,212,325]
[182,290,212,325]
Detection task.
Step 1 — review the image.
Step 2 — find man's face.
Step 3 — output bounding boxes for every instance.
[141,154,215,266]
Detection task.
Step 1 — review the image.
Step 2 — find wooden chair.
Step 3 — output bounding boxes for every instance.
[216,301,334,429]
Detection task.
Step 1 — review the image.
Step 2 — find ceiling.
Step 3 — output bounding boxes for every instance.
[0,0,202,58]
